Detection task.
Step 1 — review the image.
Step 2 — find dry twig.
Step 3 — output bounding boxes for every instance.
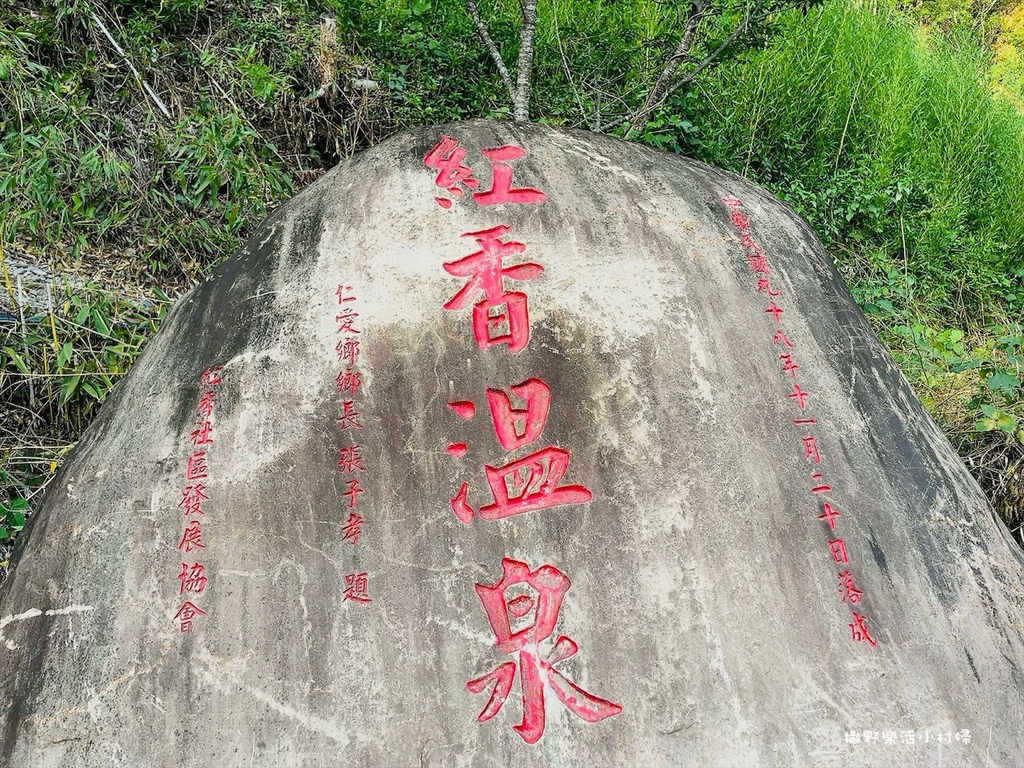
[89,9,171,120]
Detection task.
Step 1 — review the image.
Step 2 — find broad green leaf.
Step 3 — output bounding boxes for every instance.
[81,381,102,401]
[950,360,982,372]
[995,412,1018,432]
[91,309,110,336]
[3,347,29,374]
[986,372,1021,392]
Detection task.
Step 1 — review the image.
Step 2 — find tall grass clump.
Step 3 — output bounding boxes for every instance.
[698,0,1024,323]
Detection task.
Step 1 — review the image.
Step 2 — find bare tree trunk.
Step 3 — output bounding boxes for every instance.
[615,2,760,137]
[466,0,517,106]
[513,0,539,122]
[465,0,539,122]
[624,0,706,137]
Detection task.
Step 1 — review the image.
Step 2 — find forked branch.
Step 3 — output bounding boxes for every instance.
[613,1,766,136]
[465,0,539,122]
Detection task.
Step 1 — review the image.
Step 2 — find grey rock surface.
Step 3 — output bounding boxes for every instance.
[1,120,1022,767]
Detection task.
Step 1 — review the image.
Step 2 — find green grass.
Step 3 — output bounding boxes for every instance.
[697,2,1024,323]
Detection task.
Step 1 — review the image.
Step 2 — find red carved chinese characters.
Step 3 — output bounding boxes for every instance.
[338,445,366,473]
[179,484,208,516]
[177,519,205,553]
[723,195,878,648]
[335,338,361,366]
[811,472,831,494]
[428,136,610,739]
[335,369,362,396]
[772,329,795,349]
[443,225,543,354]
[426,138,548,353]
[801,435,821,464]
[337,400,363,430]
[818,502,841,530]
[197,390,216,418]
[837,570,863,604]
[485,378,551,450]
[336,307,360,335]
[200,366,222,386]
[424,137,546,209]
[467,558,621,744]
[478,448,592,520]
[849,612,877,647]
[447,400,476,419]
[332,283,371,604]
[343,572,371,604]
[173,601,205,633]
[189,420,213,446]
[185,451,208,480]
[788,383,809,410]
[446,380,592,525]
[174,365,223,633]
[779,353,799,379]
[341,513,364,545]
[178,562,208,595]
[424,135,479,208]
[343,478,364,508]
[473,146,546,206]
[828,538,849,565]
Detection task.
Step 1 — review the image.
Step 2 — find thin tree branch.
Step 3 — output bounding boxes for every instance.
[679,7,777,90]
[513,0,539,122]
[465,0,517,107]
[623,0,707,137]
[551,7,590,128]
[610,1,766,137]
[657,11,755,102]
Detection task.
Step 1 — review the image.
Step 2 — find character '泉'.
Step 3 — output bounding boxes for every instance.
[467,558,622,744]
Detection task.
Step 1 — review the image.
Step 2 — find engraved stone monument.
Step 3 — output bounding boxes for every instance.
[2,121,1022,766]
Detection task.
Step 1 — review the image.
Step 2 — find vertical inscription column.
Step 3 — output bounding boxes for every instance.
[424,135,622,744]
[722,195,879,648]
[173,365,222,633]
[332,285,371,605]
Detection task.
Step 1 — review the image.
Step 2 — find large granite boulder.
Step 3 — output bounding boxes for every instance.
[2,120,1022,766]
